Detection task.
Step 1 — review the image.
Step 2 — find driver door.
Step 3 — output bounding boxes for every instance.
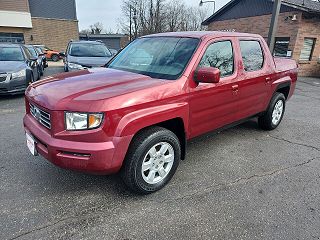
[188,38,240,138]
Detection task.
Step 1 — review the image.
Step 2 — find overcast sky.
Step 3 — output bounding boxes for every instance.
[76,0,231,33]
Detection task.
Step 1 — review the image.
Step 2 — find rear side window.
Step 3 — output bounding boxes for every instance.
[240,40,264,71]
[198,40,234,78]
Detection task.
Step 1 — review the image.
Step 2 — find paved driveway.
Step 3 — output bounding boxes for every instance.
[0,71,319,239]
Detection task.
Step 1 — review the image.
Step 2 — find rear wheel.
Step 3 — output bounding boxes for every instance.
[51,54,59,62]
[121,126,181,194]
[258,92,286,130]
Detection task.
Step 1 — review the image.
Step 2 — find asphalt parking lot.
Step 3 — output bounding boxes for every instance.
[0,66,319,240]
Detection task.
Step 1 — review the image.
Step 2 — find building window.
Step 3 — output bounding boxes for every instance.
[300,38,316,61]
[239,40,264,72]
[198,40,234,77]
[274,37,290,57]
[0,33,24,44]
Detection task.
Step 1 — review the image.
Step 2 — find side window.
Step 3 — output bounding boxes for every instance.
[240,40,264,71]
[299,38,316,61]
[198,40,234,78]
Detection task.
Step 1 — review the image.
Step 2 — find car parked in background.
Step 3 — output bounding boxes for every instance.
[33,45,61,62]
[62,40,113,72]
[0,43,39,95]
[25,45,44,77]
[34,46,48,69]
[109,48,118,56]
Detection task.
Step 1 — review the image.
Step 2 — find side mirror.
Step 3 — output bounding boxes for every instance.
[195,67,220,83]
[59,52,65,57]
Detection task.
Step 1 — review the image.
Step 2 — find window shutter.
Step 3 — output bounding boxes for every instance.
[300,38,315,61]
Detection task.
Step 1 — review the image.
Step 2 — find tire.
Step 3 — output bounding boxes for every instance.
[121,126,181,194]
[258,92,286,130]
[51,54,59,62]
[64,64,69,72]
[27,72,34,86]
[40,65,44,76]
[37,67,41,80]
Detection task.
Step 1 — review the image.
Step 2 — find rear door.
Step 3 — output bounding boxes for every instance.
[188,37,240,138]
[234,38,273,120]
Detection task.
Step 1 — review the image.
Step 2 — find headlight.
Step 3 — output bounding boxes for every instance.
[68,62,84,70]
[11,69,26,79]
[65,112,104,130]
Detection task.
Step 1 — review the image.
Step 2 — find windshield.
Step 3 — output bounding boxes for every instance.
[0,47,24,61]
[108,37,199,80]
[26,46,37,57]
[69,43,112,57]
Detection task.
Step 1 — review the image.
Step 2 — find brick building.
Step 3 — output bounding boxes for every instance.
[0,0,79,51]
[202,0,320,77]
[79,34,130,51]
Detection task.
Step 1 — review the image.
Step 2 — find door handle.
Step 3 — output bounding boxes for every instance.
[232,85,239,91]
[232,84,239,95]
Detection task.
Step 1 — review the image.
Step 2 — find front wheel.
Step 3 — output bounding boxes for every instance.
[121,127,181,194]
[64,64,69,72]
[27,72,34,86]
[40,65,44,76]
[37,67,41,80]
[258,92,286,130]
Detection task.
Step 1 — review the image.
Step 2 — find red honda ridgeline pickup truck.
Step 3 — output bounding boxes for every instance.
[24,32,297,193]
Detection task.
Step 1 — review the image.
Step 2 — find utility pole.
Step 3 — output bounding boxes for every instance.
[267,0,282,54]
[129,5,132,42]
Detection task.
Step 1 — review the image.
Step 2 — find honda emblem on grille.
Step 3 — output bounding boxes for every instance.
[34,108,41,121]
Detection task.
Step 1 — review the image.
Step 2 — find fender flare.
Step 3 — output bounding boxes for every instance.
[114,102,189,138]
[274,80,291,92]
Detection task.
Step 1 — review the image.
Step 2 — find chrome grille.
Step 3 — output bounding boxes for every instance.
[29,103,51,129]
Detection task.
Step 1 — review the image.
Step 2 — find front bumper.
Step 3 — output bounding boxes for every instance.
[23,114,132,175]
[0,76,26,95]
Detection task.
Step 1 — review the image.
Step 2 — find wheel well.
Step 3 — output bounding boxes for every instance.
[277,85,290,99]
[156,118,186,160]
[131,118,186,160]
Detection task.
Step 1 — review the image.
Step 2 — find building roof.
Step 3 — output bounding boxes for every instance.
[79,34,127,39]
[202,0,320,25]
[284,0,320,12]
[28,0,77,20]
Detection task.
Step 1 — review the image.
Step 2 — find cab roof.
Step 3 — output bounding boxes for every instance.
[70,40,104,44]
[143,31,262,39]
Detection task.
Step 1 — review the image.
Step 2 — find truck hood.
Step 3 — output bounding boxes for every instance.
[0,61,26,73]
[67,55,111,67]
[26,68,169,111]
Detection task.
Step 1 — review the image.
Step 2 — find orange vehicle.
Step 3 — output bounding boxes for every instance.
[33,45,61,62]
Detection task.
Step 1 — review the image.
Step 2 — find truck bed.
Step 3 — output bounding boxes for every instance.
[274,57,298,73]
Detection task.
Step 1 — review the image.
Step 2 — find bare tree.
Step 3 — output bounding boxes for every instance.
[80,22,106,35]
[166,0,186,32]
[89,22,104,34]
[119,0,211,37]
